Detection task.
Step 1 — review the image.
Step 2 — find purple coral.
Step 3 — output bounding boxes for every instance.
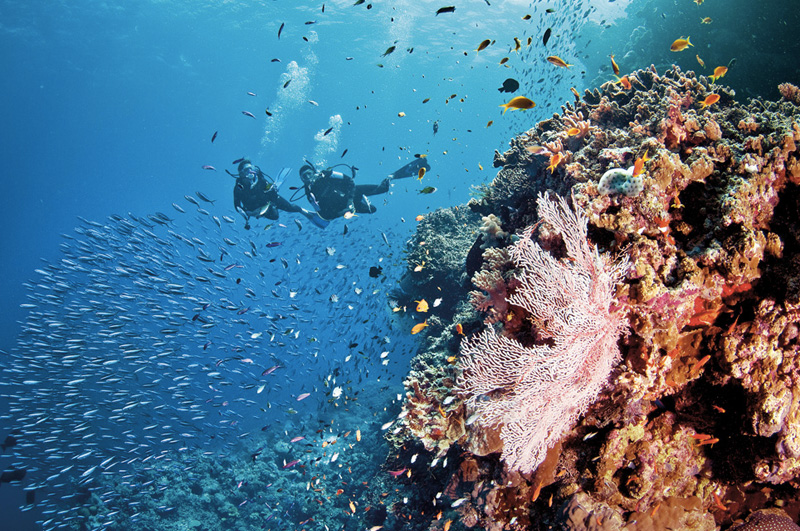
[457,193,629,474]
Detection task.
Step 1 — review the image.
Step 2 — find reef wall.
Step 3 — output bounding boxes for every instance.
[391,66,800,530]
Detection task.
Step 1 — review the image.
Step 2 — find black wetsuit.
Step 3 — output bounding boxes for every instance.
[234,175,303,220]
[306,171,389,220]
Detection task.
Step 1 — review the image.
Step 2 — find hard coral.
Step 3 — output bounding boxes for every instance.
[562,110,595,141]
[779,83,800,105]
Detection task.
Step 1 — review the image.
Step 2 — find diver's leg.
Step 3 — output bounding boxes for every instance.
[273,194,305,214]
[355,182,389,196]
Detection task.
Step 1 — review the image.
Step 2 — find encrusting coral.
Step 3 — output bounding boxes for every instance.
[392,65,800,530]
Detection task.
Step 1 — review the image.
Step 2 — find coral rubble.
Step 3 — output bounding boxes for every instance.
[394,66,800,530]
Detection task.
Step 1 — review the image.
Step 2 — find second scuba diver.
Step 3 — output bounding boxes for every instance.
[297,158,431,222]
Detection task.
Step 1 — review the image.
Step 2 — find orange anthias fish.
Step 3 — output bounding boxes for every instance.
[411,320,428,334]
[615,75,632,90]
[709,66,728,83]
[546,55,572,68]
[699,93,720,109]
[547,152,563,173]
[632,149,651,177]
[455,323,464,336]
[499,96,536,114]
[415,299,429,312]
[609,54,620,76]
[670,36,693,52]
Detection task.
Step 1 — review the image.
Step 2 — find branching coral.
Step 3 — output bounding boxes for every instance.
[562,110,595,141]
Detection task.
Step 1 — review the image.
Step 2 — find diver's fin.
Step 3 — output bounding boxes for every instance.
[274,167,291,191]
[303,210,330,229]
[390,158,431,180]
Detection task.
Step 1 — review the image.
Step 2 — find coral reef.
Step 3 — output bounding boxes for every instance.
[394,66,800,530]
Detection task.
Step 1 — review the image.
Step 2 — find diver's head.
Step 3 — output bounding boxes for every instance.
[238,159,258,183]
[299,164,315,184]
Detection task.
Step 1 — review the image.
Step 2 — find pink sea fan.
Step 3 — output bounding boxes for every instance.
[457,193,629,474]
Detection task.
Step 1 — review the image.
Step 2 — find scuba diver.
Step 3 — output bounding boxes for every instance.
[297,158,431,222]
[230,159,326,229]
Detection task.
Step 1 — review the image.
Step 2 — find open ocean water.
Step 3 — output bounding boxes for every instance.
[1,1,798,530]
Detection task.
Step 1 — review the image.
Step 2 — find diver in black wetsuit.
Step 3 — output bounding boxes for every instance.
[298,158,430,222]
[232,159,324,229]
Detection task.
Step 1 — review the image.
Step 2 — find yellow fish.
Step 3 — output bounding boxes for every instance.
[546,55,572,67]
[415,299,429,312]
[670,36,693,52]
[411,320,428,335]
[700,17,712,24]
[499,96,535,114]
[610,54,620,76]
[417,167,426,180]
[513,37,522,52]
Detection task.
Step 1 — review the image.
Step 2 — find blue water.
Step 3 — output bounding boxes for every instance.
[1,1,797,529]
